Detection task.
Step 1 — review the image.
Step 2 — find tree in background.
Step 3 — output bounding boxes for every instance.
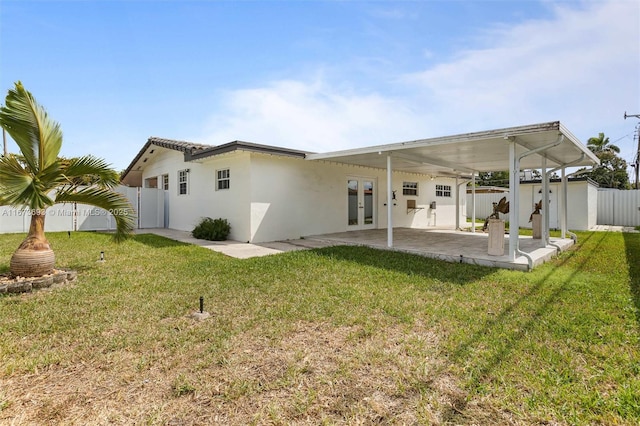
[0,82,135,277]
[476,171,510,187]
[585,133,630,189]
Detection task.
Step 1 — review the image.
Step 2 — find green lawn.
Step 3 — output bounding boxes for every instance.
[0,230,638,425]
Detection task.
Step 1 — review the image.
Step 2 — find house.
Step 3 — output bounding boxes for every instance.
[121,121,600,265]
[120,139,464,243]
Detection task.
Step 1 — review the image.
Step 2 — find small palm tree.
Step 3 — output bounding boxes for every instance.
[0,82,135,277]
[587,132,620,154]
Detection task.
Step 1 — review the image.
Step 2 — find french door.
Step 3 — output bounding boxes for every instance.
[347,177,376,230]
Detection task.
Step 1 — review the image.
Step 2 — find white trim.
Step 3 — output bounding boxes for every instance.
[216,168,230,191]
[178,169,189,195]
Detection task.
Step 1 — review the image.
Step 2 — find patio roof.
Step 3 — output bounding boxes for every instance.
[306,121,599,176]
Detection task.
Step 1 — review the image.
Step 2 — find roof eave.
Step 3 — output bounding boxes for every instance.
[307,121,565,162]
[120,137,211,184]
[188,140,310,161]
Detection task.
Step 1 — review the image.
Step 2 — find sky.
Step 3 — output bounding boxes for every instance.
[1,0,639,177]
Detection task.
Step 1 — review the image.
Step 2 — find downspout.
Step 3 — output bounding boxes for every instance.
[455,175,459,230]
[542,156,548,247]
[510,134,565,270]
[545,153,585,242]
[387,154,393,248]
[471,173,476,233]
[541,157,562,253]
[561,168,569,240]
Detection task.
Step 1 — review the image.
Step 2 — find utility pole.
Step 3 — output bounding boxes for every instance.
[634,126,639,190]
[624,112,640,189]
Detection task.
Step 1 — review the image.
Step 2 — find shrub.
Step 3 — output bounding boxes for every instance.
[192,217,231,241]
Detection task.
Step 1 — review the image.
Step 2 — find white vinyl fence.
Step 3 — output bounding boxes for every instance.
[465,192,510,222]
[0,186,165,234]
[467,189,640,228]
[597,189,640,227]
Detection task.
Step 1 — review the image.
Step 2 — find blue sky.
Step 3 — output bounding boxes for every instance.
[1,0,639,176]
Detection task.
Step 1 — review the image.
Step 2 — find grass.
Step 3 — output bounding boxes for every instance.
[0,230,639,425]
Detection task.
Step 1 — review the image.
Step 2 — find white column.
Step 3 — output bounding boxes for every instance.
[387,154,393,248]
[508,140,519,261]
[542,157,549,246]
[561,167,567,239]
[455,176,460,230]
[471,173,476,233]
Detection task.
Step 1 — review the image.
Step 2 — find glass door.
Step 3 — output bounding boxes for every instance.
[347,177,376,229]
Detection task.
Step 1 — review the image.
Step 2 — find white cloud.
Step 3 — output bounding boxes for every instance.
[200,79,424,152]
[402,0,640,145]
[200,0,639,163]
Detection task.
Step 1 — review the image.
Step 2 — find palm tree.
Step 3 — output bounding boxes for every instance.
[587,132,620,154]
[585,132,630,189]
[0,82,135,277]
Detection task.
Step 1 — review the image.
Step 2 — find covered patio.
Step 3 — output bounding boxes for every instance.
[307,121,599,270]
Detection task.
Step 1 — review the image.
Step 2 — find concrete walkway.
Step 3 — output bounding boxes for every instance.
[134,228,334,259]
[590,225,639,233]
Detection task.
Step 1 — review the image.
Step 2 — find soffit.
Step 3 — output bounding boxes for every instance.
[306,121,599,177]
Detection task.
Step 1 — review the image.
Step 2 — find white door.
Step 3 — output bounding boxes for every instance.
[347,177,376,230]
[162,174,170,228]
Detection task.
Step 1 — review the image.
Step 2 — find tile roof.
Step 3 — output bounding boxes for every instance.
[146,137,211,153]
[120,137,310,186]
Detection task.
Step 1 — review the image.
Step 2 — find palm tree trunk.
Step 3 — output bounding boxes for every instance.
[10,211,55,277]
[18,211,51,250]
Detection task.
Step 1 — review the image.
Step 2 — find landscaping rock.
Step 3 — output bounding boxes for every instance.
[32,275,54,289]
[8,281,32,293]
[0,269,78,295]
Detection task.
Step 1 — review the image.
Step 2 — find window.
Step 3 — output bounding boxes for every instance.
[144,177,158,189]
[435,184,451,197]
[178,170,188,195]
[403,181,418,196]
[162,174,169,190]
[217,168,230,190]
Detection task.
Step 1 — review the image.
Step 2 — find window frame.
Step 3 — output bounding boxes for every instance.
[402,181,418,196]
[178,169,189,195]
[216,168,230,191]
[435,184,452,198]
[144,177,158,189]
[162,174,169,191]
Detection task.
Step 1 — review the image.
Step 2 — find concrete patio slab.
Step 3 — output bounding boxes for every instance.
[305,228,574,271]
[136,227,572,270]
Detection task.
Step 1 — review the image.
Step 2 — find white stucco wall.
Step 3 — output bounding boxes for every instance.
[519,180,595,231]
[398,177,463,229]
[195,153,252,242]
[246,154,464,242]
[139,148,251,240]
[138,148,466,243]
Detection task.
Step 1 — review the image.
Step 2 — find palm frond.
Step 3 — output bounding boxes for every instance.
[55,187,136,242]
[0,154,54,209]
[0,82,62,173]
[61,155,120,188]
